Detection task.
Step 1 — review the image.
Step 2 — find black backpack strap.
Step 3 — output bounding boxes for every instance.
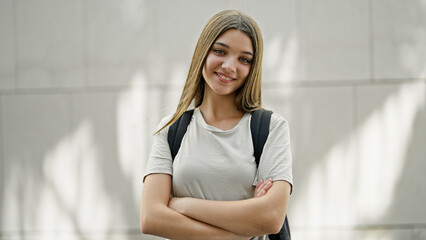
[250,109,273,167]
[269,217,291,240]
[251,109,291,240]
[167,109,194,160]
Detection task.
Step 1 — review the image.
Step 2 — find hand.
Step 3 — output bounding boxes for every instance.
[254,178,273,198]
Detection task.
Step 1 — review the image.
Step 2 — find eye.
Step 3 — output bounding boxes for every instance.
[240,57,252,64]
[213,49,225,55]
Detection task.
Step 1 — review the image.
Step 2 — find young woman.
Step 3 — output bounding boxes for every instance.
[140,10,293,240]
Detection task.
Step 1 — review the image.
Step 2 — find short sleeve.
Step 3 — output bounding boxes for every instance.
[253,113,293,193]
[143,115,174,182]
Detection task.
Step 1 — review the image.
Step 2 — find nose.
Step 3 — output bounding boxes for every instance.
[221,57,237,73]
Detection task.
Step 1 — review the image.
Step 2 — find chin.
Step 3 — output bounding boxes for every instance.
[212,87,236,96]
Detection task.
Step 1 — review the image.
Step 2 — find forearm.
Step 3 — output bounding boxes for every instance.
[174,197,276,236]
[141,174,249,240]
[169,181,290,236]
[141,203,248,240]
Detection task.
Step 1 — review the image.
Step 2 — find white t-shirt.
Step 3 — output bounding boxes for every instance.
[144,108,293,239]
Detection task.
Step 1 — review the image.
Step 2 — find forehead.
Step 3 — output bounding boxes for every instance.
[214,29,253,52]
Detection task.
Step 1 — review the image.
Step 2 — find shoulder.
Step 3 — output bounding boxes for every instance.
[250,109,289,133]
[155,109,196,135]
[267,111,290,135]
[155,114,174,135]
[270,111,289,126]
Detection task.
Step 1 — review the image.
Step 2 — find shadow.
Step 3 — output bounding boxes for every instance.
[379,90,426,225]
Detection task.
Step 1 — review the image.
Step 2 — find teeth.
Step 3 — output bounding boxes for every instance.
[218,73,232,81]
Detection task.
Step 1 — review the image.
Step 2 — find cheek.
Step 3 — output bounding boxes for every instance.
[205,55,221,69]
[241,65,251,79]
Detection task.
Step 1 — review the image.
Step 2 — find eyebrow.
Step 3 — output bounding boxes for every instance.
[214,42,253,56]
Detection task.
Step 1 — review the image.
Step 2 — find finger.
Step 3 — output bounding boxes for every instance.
[255,180,268,197]
[254,179,264,197]
[258,179,270,192]
[255,180,265,195]
[257,179,273,197]
[256,189,264,198]
[255,179,264,192]
[263,179,273,192]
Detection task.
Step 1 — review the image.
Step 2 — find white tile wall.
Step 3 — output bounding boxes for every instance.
[373,0,426,79]
[299,0,370,81]
[69,91,140,230]
[1,93,70,231]
[0,96,3,229]
[340,228,413,240]
[355,82,426,225]
[0,0,15,90]
[292,228,414,240]
[86,0,151,87]
[0,232,160,240]
[15,0,85,89]
[291,228,339,240]
[416,228,426,240]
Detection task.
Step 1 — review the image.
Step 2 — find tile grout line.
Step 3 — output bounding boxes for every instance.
[13,0,18,90]
[352,84,359,210]
[80,0,89,88]
[83,0,89,89]
[0,78,424,96]
[295,0,304,82]
[0,95,3,231]
[291,223,426,231]
[353,84,358,164]
[0,228,142,237]
[368,0,375,83]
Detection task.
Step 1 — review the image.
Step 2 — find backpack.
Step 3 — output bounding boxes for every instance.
[167,109,291,240]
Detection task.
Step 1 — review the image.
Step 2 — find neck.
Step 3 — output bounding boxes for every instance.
[199,88,243,121]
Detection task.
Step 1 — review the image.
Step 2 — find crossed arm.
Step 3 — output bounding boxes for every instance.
[140,173,291,239]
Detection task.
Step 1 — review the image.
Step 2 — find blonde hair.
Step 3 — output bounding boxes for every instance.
[157,10,263,133]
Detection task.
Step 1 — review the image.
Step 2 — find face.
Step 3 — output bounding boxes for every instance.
[202,29,253,97]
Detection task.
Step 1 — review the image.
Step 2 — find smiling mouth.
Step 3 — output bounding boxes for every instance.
[216,72,234,82]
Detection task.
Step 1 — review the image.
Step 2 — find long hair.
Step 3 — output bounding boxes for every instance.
[157,10,263,133]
